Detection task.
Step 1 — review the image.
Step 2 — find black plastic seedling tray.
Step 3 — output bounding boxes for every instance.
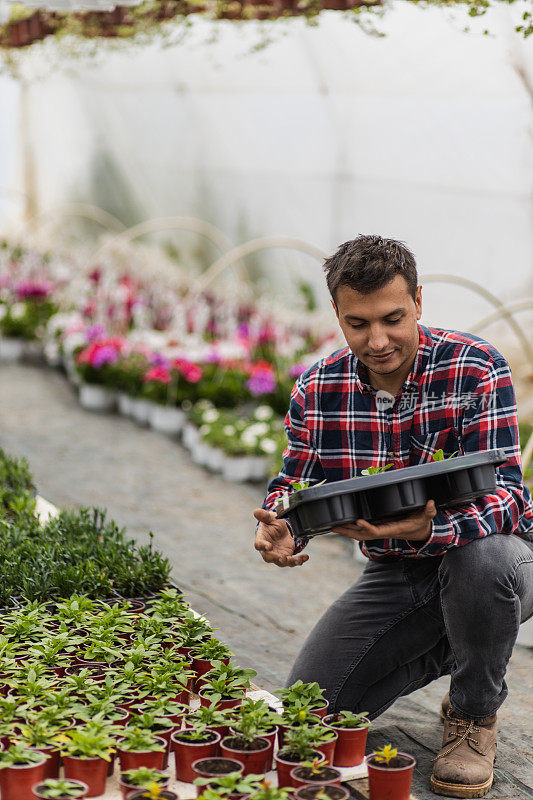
[276,449,507,538]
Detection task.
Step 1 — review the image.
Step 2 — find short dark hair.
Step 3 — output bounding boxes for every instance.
[323,235,418,303]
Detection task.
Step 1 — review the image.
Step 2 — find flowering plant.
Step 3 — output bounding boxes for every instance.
[142,357,204,406]
[0,298,57,340]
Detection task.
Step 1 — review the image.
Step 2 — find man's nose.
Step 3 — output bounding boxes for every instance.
[368,327,389,352]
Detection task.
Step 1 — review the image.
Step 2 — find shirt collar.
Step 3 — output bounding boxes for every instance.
[351,323,434,394]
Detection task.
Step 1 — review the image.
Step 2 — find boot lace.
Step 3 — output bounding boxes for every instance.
[434,714,480,761]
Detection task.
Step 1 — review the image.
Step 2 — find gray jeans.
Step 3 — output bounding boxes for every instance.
[287,533,533,721]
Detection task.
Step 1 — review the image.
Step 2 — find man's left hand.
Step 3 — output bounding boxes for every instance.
[331,500,437,542]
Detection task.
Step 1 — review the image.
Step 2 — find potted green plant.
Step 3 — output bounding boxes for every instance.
[185,703,235,741]
[366,744,416,800]
[32,778,89,799]
[299,724,338,766]
[219,708,270,777]
[171,721,221,783]
[227,698,281,769]
[0,743,49,800]
[59,725,115,797]
[289,758,342,789]
[116,728,166,772]
[322,710,370,767]
[199,662,257,711]
[190,639,233,690]
[15,719,64,778]
[193,771,263,799]
[275,728,325,789]
[118,766,169,800]
[277,682,329,718]
[141,698,187,726]
[293,786,350,800]
[276,706,322,752]
[191,759,244,793]
[126,712,176,769]
[126,787,178,800]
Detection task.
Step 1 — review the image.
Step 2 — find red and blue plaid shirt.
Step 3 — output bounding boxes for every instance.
[263,324,533,560]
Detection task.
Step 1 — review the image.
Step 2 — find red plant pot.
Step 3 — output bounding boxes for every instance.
[198,690,244,711]
[312,701,330,720]
[293,786,350,800]
[366,753,416,800]
[275,750,324,789]
[151,725,175,770]
[106,752,115,778]
[117,737,166,772]
[220,736,270,776]
[119,772,169,800]
[171,730,221,783]
[192,756,244,794]
[323,715,368,767]
[35,745,60,779]
[229,725,277,771]
[0,758,47,800]
[32,779,89,799]
[63,754,109,798]
[315,730,338,766]
[289,764,342,789]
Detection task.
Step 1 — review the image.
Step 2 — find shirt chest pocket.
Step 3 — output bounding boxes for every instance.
[409,426,462,466]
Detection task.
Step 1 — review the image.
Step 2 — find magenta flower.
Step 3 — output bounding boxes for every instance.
[289,363,306,379]
[92,345,120,368]
[14,280,53,300]
[247,361,277,397]
[86,324,107,342]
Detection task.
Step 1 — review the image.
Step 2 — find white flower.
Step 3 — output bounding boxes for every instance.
[245,422,269,436]
[254,405,274,421]
[202,409,219,423]
[241,431,258,446]
[223,425,236,436]
[199,425,210,436]
[63,332,87,355]
[10,302,26,320]
[260,438,277,454]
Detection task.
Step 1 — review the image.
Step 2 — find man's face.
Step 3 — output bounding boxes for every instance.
[332,276,422,379]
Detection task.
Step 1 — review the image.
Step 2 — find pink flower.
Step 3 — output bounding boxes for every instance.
[144,366,172,384]
[173,358,203,384]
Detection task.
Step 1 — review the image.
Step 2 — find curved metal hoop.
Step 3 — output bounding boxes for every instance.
[20,203,127,236]
[470,299,533,334]
[421,274,533,369]
[194,236,328,297]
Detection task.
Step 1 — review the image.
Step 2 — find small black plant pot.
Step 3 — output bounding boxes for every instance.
[276,449,506,537]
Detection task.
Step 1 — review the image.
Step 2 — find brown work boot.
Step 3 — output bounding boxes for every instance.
[430,708,497,798]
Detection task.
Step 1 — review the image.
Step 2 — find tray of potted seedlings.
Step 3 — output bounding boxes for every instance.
[275,449,507,537]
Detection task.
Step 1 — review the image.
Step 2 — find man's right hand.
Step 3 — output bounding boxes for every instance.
[253,508,309,568]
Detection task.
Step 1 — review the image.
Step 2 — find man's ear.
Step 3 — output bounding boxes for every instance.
[331,298,339,320]
[415,286,422,320]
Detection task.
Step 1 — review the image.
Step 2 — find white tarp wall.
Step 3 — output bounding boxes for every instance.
[0,2,532,341]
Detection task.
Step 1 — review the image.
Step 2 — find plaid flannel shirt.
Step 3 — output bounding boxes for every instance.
[262,323,533,560]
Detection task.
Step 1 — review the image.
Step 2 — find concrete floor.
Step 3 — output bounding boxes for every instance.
[1,362,532,799]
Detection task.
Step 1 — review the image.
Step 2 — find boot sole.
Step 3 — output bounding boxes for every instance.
[430,772,493,798]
